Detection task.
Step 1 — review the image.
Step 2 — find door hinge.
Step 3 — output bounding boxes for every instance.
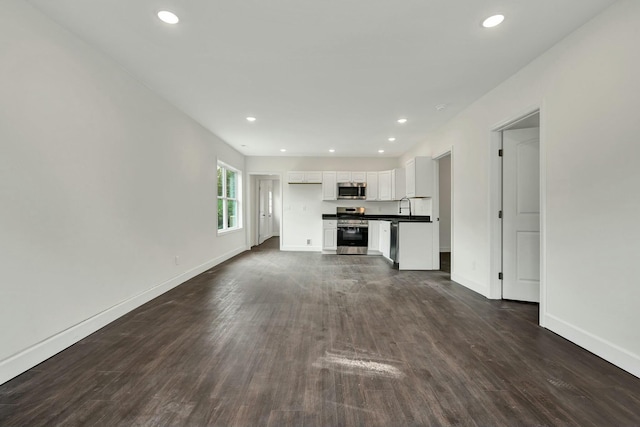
[498,272,503,280]
[498,210,503,219]
[498,149,503,157]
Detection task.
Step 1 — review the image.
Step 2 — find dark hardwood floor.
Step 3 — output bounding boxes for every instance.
[1,237,639,426]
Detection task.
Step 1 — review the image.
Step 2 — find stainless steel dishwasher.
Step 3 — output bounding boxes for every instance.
[390,221,399,268]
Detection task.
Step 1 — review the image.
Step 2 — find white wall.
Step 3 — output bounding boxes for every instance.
[438,155,452,251]
[402,0,640,377]
[246,157,401,251]
[0,1,246,385]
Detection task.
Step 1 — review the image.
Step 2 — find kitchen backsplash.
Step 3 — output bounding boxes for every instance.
[321,198,432,216]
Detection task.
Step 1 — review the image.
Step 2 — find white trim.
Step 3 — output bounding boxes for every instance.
[246,172,283,250]
[544,313,640,379]
[433,147,453,272]
[217,161,243,232]
[216,226,243,236]
[0,246,247,386]
[280,245,322,252]
[439,246,451,252]
[433,146,453,161]
[538,104,548,327]
[488,130,503,299]
[492,105,540,132]
[489,107,543,303]
[451,273,489,298]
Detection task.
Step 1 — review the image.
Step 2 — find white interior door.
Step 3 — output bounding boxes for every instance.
[266,180,273,238]
[258,180,269,244]
[503,128,540,302]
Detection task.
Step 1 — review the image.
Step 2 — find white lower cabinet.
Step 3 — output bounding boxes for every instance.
[323,220,337,250]
[398,222,434,270]
[322,218,435,270]
[379,221,391,260]
[367,220,380,252]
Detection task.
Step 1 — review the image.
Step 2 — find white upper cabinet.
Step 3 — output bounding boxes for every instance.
[366,172,378,200]
[322,172,337,200]
[405,157,434,198]
[406,159,416,197]
[391,167,406,201]
[336,171,351,182]
[287,171,305,183]
[305,171,322,183]
[378,170,392,201]
[336,171,366,183]
[351,172,366,183]
[288,171,322,184]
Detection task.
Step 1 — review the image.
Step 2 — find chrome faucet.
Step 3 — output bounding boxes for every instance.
[399,197,412,217]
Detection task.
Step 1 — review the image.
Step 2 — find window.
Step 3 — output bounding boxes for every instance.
[217,162,242,232]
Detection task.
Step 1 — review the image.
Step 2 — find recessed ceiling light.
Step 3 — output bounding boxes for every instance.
[157,11,179,24]
[329,149,335,153]
[246,116,256,122]
[397,118,407,124]
[388,137,396,142]
[378,149,385,153]
[280,149,286,152]
[482,14,504,28]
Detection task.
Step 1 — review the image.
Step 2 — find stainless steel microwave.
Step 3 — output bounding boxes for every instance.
[337,182,366,199]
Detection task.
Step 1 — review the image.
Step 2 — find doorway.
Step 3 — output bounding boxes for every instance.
[438,154,452,273]
[258,179,274,244]
[491,111,541,303]
[249,174,282,249]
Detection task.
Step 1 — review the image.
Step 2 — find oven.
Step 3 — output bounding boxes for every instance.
[337,220,368,255]
[336,207,368,255]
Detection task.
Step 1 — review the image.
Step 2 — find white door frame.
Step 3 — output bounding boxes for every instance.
[247,172,283,250]
[433,147,454,273]
[258,179,271,244]
[489,106,547,326]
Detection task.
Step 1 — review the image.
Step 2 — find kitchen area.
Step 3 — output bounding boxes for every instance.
[282,156,440,270]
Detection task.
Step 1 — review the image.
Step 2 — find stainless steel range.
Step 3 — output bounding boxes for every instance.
[336,207,368,255]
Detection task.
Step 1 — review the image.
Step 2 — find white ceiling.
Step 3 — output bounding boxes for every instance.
[28,0,617,157]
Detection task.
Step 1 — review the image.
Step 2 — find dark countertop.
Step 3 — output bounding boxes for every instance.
[322,214,432,223]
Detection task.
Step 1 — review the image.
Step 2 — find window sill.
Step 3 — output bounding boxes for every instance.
[217,227,243,236]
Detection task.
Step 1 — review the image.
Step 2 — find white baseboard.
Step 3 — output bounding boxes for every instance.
[0,246,247,386]
[451,273,490,298]
[439,247,451,252]
[543,313,640,379]
[280,245,322,252]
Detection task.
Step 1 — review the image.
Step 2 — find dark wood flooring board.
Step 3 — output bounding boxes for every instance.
[1,236,640,426]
